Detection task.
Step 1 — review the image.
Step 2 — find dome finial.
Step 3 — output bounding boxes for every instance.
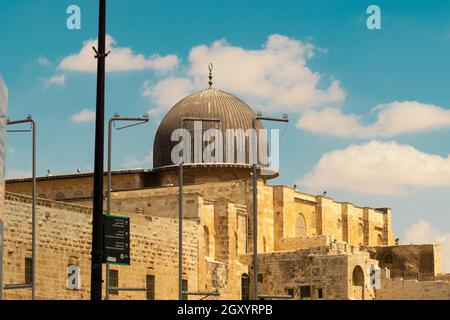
[208,62,213,88]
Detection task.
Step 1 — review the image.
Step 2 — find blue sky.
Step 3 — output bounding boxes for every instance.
[1,0,450,268]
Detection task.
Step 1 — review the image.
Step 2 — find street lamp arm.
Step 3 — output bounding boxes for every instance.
[180,117,221,124]
[252,115,289,129]
[7,118,35,126]
[115,120,149,131]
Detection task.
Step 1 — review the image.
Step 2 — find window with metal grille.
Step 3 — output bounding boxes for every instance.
[318,288,324,299]
[300,285,311,298]
[257,273,264,283]
[241,274,250,300]
[109,269,119,295]
[146,275,155,300]
[25,257,32,284]
[182,279,188,300]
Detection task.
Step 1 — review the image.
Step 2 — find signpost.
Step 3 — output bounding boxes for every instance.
[103,215,130,265]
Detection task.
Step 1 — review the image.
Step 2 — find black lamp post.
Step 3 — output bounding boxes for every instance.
[91,0,108,300]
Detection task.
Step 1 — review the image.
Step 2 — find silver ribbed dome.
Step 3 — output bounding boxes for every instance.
[153,88,263,168]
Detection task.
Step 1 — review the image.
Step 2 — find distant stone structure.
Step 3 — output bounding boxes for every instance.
[3,85,450,300]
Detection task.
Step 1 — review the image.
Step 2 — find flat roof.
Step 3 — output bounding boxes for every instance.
[6,168,151,183]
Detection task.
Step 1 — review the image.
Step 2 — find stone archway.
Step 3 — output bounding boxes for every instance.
[351,265,365,300]
[241,273,250,300]
[295,213,307,237]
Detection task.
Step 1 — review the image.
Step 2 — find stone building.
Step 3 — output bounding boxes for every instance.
[2,83,450,300]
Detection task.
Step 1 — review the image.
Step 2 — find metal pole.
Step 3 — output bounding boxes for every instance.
[5,117,37,300]
[31,119,36,300]
[251,114,288,301]
[178,162,183,300]
[105,118,112,300]
[104,115,148,300]
[251,119,258,301]
[91,0,107,301]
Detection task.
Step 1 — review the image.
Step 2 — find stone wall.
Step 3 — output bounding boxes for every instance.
[278,235,331,251]
[7,174,395,253]
[273,186,318,252]
[272,185,394,250]
[2,192,204,300]
[366,244,442,279]
[5,170,149,201]
[239,244,377,300]
[376,270,450,299]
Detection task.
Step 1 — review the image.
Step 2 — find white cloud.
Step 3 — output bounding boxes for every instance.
[71,108,96,123]
[144,34,345,115]
[142,78,194,116]
[40,74,66,87]
[123,150,153,168]
[297,101,450,138]
[59,35,179,73]
[38,56,51,66]
[404,220,450,273]
[299,140,450,195]
[6,170,31,180]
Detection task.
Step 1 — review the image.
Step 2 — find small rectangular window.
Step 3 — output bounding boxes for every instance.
[146,275,155,300]
[182,279,188,300]
[287,288,294,299]
[318,288,324,299]
[109,269,119,295]
[25,257,32,284]
[300,285,311,299]
[257,273,264,283]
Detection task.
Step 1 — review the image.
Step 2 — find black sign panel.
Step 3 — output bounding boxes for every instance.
[103,215,130,265]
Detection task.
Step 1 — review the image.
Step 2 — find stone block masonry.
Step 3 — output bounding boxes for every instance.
[3,192,201,300]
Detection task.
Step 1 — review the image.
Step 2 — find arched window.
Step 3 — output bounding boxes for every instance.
[352,266,365,287]
[295,213,306,237]
[55,192,65,201]
[203,226,210,257]
[358,224,364,245]
[241,273,250,300]
[337,219,342,229]
[73,191,84,199]
[377,234,383,245]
